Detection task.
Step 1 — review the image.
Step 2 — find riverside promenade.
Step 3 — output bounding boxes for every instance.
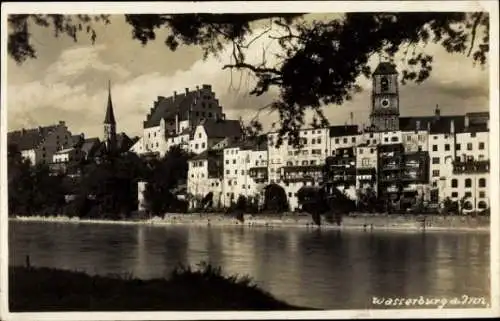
[12,213,490,232]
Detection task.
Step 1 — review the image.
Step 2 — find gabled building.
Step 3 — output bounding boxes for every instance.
[131,84,228,157]
[8,121,76,165]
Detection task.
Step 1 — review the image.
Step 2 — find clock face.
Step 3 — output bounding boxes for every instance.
[381,98,390,108]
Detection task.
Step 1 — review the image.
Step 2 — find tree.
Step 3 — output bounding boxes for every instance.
[262,184,289,213]
[356,187,379,213]
[200,192,214,210]
[77,152,147,219]
[8,159,67,216]
[8,13,489,145]
[143,146,192,216]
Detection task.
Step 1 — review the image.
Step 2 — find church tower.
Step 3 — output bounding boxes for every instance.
[369,62,400,131]
[103,80,117,151]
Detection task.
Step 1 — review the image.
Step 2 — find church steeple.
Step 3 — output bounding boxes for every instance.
[104,80,116,125]
[103,80,117,152]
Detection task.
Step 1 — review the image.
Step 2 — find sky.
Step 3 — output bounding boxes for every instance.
[6,13,490,139]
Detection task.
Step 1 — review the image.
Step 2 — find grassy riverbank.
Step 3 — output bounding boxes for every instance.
[10,213,490,232]
[10,264,308,312]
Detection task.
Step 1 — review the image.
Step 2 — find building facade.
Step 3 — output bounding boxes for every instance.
[144,63,491,214]
[8,121,76,165]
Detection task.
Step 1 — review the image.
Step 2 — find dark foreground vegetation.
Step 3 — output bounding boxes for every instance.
[10,263,309,312]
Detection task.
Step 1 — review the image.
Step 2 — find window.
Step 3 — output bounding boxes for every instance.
[288,192,292,197]
[444,144,450,151]
[343,138,348,144]
[225,160,229,164]
[373,140,377,144]
[195,144,199,149]
[467,143,472,151]
[478,201,487,209]
[335,138,340,144]
[381,77,389,92]
[391,137,398,142]
[352,137,356,143]
[432,145,438,152]
[451,179,458,188]
[432,157,440,164]
[479,178,486,188]
[471,132,476,138]
[479,191,486,198]
[465,192,472,198]
[384,137,389,142]
[233,159,236,164]
[451,192,458,198]
[465,178,472,188]
[317,138,322,144]
[225,170,229,174]
[311,139,315,144]
[479,142,485,150]
[359,149,363,154]
[234,170,237,175]
[432,170,440,177]
[202,143,206,148]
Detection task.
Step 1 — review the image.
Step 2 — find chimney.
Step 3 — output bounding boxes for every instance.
[185,87,189,94]
[416,120,420,132]
[427,122,431,132]
[196,85,199,91]
[450,120,455,133]
[173,91,177,100]
[59,121,65,126]
[464,114,469,128]
[434,104,440,119]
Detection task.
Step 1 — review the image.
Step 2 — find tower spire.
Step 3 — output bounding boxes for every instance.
[104,80,116,125]
[103,79,117,152]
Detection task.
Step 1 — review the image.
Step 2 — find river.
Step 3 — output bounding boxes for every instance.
[9,220,490,310]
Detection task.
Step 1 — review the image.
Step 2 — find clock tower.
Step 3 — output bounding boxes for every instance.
[369,62,399,131]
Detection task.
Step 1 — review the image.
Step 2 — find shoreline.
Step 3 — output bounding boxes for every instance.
[10,214,490,233]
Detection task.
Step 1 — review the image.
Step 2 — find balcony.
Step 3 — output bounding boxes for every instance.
[248,166,267,177]
[281,174,321,183]
[452,160,489,174]
[379,174,401,182]
[282,164,323,173]
[328,174,356,183]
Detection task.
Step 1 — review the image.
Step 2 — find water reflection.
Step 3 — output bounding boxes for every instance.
[9,221,490,310]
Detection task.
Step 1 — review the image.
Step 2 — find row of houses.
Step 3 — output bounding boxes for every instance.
[130,62,490,213]
[8,63,491,214]
[179,110,489,212]
[7,84,137,176]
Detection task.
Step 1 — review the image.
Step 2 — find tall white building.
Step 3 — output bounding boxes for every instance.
[130,84,239,157]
